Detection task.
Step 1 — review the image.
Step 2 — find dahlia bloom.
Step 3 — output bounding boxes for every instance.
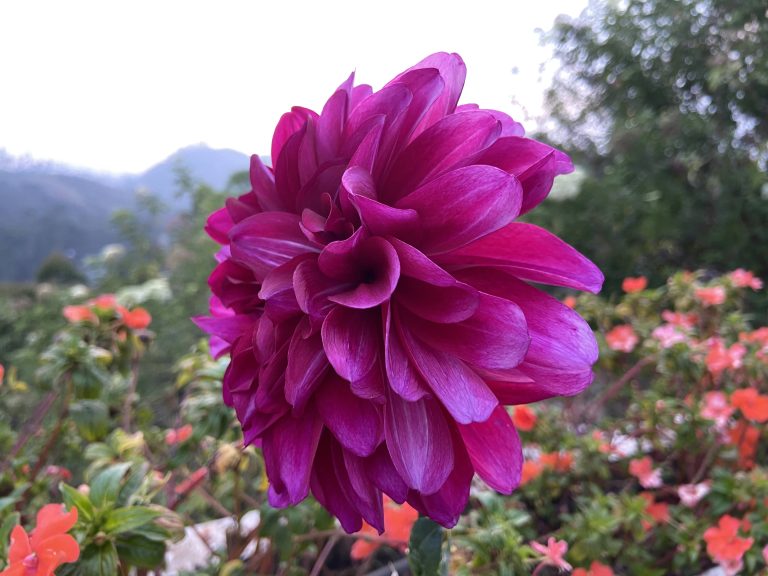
[197,53,602,531]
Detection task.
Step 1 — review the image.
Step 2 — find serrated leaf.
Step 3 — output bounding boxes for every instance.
[115,533,166,568]
[408,517,443,576]
[103,507,162,535]
[90,462,132,509]
[60,483,96,523]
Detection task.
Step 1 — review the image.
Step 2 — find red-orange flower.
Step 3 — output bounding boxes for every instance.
[62,305,97,324]
[88,294,117,309]
[573,561,615,576]
[728,421,760,469]
[118,307,152,330]
[729,269,763,291]
[165,424,194,446]
[351,497,418,560]
[520,460,544,485]
[562,295,577,309]
[622,276,647,293]
[639,493,669,531]
[539,451,573,472]
[703,515,753,563]
[730,388,768,423]
[661,310,698,329]
[606,325,639,353]
[695,286,726,307]
[705,339,746,377]
[629,456,662,488]
[512,405,537,432]
[0,504,79,576]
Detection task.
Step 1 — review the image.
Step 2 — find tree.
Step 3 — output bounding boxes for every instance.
[530,0,768,291]
[35,252,86,285]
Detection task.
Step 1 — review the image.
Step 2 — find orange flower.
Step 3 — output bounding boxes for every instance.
[605,325,639,353]
[351,497,418,560]
[540,451,573,472]
[703,515,753,563]
[729,269,763,291]
[520,460,544,485]
[512,405,537,432]
[730,388,768,423]
[739,327,768,346]
[728,421,760,469]
[165,424,194,446]
[705,339,746,377]
[573,561,615,576]
[629,456,662,488]
[562,295,577,309]
[119,307,152,330]
[622,276,647,293]
[0,504,79,576]
[88,294,117,309]
[639,493,670,531]
[695,286,726,307]
[62,305,97,324]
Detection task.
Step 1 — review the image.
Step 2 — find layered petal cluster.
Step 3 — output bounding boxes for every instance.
[197,53,602,531]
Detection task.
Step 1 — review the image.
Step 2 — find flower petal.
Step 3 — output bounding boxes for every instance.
[384,391,454,494]
[384,303,429,401]
[328,237,401,309]
[31,504,78,546]
[321,306,378,382]
[8,525,31,564]
[396,165,522,254]
[437,222,604,293]
[285,319,330,413]
[459,405,522,493]
[364,444,409,504]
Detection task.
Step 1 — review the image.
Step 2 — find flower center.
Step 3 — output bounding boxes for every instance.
[23,553,39,575]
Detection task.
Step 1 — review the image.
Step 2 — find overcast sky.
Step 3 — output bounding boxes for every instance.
[0,0,586,174]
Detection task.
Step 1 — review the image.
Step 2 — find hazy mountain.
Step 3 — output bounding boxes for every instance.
[0,145,250,282]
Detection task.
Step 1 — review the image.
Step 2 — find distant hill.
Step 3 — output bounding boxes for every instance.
[0,145,250,282]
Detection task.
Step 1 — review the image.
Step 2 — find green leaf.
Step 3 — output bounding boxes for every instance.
[70,399,110,441]
[89,462,132,509]
[0,512,20,558]
[0,484,30,514]
[79,542,119,576]
[60,483,96,523]
[408,517,444,576]
[103,507,162,535]
[115,533,166,568]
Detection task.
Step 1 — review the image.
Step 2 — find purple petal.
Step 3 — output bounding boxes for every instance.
[383,111,501,201]
[364,445,409,504]
[384,391,454,494]
[249,154,282,212]
[262,408,322,506]
[311,433,364,533]
[349,356,387,400]
[397,318,498,424]
[328,237,401,309]
[285,319,330,413]
[316,375,383,457]
[192,314,257,346]
[321,306,378,382]
[384,303,429,401]
[458,405,522,493]
[343,449,385,532]
[396,165,522,254]
[401,293,529,371]
[316,85,349,164]
[293,259,348,325]
[271,107,316,174]
[205,207,234,244]
[229,212,318,281]
[436,222,604,293]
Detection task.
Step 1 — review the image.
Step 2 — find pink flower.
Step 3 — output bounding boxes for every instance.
[652,324,687,348]
[195,53,602,531]
[695,286,726,307]
[661,310,698,329]
[677,482,710,507]
[605,324,639,353]
[165,424,194,446]
[700,391,734,429]
[629,456,662,488]
[729,269,763,290]
[705,339,746,376]
[622,276,647,293]
[530,537,572,574]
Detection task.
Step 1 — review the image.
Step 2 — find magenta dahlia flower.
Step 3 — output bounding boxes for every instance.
[196,53,602,532]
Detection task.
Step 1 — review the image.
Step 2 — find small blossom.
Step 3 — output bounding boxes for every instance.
[512,405,537,432]
[703,515,753,564]
[622,276,647,293]
[705,339,746,377]
[530,537,572,574]
[629,456,662,488]
[729,269,763,290]
[700,391,734,429]
[677,482,710,507]
[606,325,639,353]
[652,324,687,348]
[0,504,79,576]
[43,466,72,482]
[572,561,614,576]
[520,460,544,485]
[562,295,577,309]
[730,388,768,423]
[62,305,97,324]
[661,310,698,329]
[540,451,573,473]
[165,424,194,446]
[350,497,418,560]
[639,493,670,531]
[119,306,152,330]
[728,421,760,469]
[695,286,726,307]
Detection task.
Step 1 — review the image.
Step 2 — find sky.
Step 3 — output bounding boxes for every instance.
[0,0,587,174]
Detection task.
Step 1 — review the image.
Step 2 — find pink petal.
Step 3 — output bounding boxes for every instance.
[384,303,429,401]
[310,434,364,533]
[285,319,330,413]
[249,154,282,212]
[315,374,383,457]
[364,444,409,504]
[396,165,522,255]
[458,405,522,493]
[384,391,454,494]
[205,207,234,244]
[321,306,378,382]
[328,237,401,309]
[229,212,318,281]
[437,222,604,293]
